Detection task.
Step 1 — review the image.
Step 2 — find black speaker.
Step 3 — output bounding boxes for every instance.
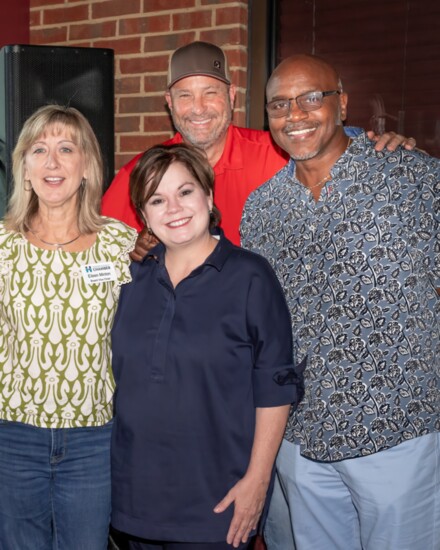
[0,44,115,218]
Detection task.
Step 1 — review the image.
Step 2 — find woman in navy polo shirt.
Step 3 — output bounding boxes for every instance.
[110,144,304,550]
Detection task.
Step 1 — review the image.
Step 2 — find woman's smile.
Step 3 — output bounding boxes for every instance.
[167,216,192,228]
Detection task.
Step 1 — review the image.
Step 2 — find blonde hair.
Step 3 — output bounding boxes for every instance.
[5,104,105,234]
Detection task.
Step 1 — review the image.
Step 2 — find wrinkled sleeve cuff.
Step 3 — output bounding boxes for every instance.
[253,356,307,408]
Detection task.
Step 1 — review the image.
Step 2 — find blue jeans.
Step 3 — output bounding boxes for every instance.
[0,420,112,550]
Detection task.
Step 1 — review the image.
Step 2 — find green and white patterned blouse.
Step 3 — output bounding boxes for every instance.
[0,219,137,429]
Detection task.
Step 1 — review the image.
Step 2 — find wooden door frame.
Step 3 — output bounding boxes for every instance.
[246,0,278,130]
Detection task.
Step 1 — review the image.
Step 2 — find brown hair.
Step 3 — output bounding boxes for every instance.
[5,104,105,234]
[130,143,221,228]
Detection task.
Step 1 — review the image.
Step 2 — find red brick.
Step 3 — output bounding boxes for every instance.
[114,154,132,170]
[116,149,174,169]
[215,6,247,27]
[201,0,236,4]
[120,134,172,152]
[142,32,196,54]
[143,0,196,10]
[115,116,142,133]
[115,142,171,168]
[233,90,246,111]
[31,0,62,6]
[172,10,212,30]
[120,54,169,74]
[200,27,245,46]
[29,10,42,27]
[115,154,139,170]
[92,0,141,19]
[119,95,168,114]
[30,26,68,44]
[143,114,173,133]
[230,68,247,89]
[43,5,89,25]
[232,110,246,127]
[94,37,141,55]
[225,47,247,69]
[115,76,142,94]
[143,74,167,93]
[65,41,95,48]
[120,14,171,36]
[70,20,117,41]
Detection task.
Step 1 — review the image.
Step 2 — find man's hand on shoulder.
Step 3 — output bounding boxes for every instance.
[367,130,417,152]
[130,226,159,262]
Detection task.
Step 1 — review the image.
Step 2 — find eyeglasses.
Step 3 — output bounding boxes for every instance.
[266,90,341,118]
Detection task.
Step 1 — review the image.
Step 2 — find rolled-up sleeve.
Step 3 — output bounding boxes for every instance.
[246,256,306,408]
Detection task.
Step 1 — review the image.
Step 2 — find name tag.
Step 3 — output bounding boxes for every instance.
[81,262,116,284]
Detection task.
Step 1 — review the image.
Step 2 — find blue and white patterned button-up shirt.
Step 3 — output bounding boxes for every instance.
[241,132,439,461]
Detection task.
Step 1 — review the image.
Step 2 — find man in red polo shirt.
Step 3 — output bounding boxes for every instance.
[102,41,415,247]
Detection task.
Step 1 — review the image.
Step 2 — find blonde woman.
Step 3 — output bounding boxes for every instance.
[0,105,137,549]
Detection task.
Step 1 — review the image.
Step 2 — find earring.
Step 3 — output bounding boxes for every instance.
[24,180,33,191]
[147,226,153,235]
[81,177,87,188]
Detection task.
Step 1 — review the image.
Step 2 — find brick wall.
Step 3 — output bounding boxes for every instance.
[29,0,249,171]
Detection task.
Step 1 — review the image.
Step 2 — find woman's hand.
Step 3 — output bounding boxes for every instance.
[213,404,290,548]
[214,473,269,548]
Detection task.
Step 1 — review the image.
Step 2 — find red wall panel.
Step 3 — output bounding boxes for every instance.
[0,0,29,47]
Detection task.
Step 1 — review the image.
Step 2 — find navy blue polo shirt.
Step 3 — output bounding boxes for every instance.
[110,232,303,543]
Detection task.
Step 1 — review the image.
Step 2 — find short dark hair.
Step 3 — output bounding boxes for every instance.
[130,143,221,228]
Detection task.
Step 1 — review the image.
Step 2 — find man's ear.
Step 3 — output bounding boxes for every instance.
[339,92,348,122]
[228,84,236,110]
[165,91,172,112]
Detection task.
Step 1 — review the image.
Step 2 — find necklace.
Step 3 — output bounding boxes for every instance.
[301,137,353,190]
[29,228,82,249]
[307,173,332,190]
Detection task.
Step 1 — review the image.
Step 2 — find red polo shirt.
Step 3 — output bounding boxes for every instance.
[101,125,288,245]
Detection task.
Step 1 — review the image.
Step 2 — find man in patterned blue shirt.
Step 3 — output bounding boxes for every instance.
[241,54,439,550]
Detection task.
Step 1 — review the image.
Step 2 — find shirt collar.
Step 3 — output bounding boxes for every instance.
[145,228,235,272]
